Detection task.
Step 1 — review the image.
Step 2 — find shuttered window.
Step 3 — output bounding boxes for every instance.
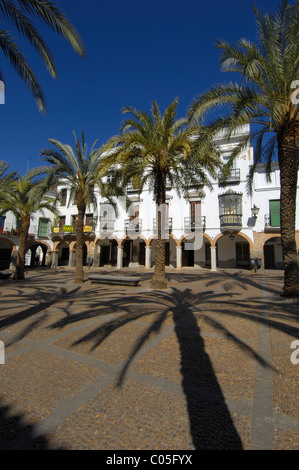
[269,200,280,227]
[38,218,49,237]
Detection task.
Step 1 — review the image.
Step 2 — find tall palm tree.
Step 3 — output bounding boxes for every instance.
[102,98,221,289]
[0,0,86,111]
[37,131,107,283]
[188,0,299,297]
[0,174,57,279]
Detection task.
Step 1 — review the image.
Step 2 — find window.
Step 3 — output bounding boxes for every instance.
[218,191,242,227]
[38,218,49,237]
[60,188,67,206]
[85,214,93,225]
[0,216,5,233]
[59,216,66,231]
[129,205,139,222]
[269,200,280,227]
[236,243,250,266]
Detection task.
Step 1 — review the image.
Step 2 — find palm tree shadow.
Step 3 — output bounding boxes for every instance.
[173,304,243,449]
[0,397,65,450]
[111,288,244,449]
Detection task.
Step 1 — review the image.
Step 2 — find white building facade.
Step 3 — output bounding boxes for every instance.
[1,125,298,273]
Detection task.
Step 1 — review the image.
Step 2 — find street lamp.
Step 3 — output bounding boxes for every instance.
[251,204,260,218]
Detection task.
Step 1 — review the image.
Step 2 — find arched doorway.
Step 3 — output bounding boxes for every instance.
[0,239,13,270]
[99,239,117,267]
[25,242,49,268]
[58,241,70,266]
[150,236,177,268]
[72,242,88,266]
[216,234,251,268]
[264,237,283,269]
[122,237,146,267]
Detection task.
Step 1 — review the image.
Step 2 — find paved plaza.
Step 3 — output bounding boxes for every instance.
[0,267,298,450]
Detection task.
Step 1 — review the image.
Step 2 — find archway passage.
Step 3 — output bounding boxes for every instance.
[150,236,177,268]
[0,239,12,269]
[122,237,147,268]
[216,234,251,268]
[182,241,194,267]
[25,242,49,268]
[180,235,212,268]
[58,241,70,266]
[72,242,88,267]
[98,239,118,267]
[264,237,283,269]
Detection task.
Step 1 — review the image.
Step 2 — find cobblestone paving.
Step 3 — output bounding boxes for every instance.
[0,267,298,450]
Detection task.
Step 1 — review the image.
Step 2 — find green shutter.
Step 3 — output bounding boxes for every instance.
[270,200,280,227]
[38,218,49,237]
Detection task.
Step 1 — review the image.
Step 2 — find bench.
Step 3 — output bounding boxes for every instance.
[88,274,141,286]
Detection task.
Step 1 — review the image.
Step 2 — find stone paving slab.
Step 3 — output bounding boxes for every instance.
[0,267,298,450]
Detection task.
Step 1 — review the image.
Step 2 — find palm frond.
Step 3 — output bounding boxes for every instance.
[15,0,86,57]
[0,28,45,110]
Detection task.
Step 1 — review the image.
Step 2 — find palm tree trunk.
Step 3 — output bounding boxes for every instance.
[151,171,167,289]
[277,124,299,296]
[74,197,86,283]
[16,216,30,280]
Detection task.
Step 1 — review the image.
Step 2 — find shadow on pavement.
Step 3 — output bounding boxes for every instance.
[0,398,64,450]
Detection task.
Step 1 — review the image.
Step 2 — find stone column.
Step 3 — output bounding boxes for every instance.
[117,245,123,270]
[69,250,76,267]
[9,249,18,271]
[51,251,59,268]
[176,245,182,270]
[145,246,151,269]
[93,245,101,267]
[210,246,217,271]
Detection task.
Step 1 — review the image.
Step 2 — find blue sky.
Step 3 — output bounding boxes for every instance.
[0,0,282,175]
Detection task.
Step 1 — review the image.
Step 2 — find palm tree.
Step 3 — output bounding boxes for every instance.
[188,0,299,297]
[0,174,57,279]
[0,0,86,111]
[102,98,221,289]
[37,131,107,283]
[0,160,17,189]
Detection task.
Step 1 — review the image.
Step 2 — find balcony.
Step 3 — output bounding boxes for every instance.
[126,183,139,193]
[125,219,142,234]
[219,168,241,185]
[52,224,96,237]
[264,214,280,233]
[218,190,243,233]
[184,216,206,232]
[153,217,173,234]
[219,214,242,228]
[99,219,115,233]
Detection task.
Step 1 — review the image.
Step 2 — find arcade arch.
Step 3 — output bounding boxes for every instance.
[216,233,252,268]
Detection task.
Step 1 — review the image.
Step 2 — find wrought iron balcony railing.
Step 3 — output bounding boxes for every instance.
[153,217,173,233]
[125,219,142,234]
[219,168,241,184]
[99,219,115,232]
[219,214,242,227]
[184,216,206,232]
